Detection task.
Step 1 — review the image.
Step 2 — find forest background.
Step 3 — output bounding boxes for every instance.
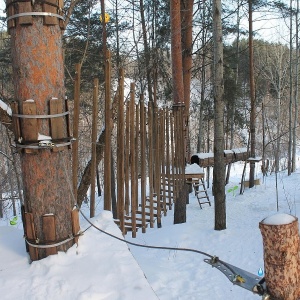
[0,0,299,226]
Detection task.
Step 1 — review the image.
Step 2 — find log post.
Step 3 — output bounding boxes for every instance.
[7,0,77,260]
[259,213,300,300]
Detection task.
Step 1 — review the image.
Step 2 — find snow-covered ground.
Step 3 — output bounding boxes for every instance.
[1,161,300,299]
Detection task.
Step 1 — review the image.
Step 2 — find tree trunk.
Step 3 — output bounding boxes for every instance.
[171,0,186,224]
[213,0,226,231]
[181,0,194,161]
[140,0,153,103]
[292,0,299,173]
[226,0,240,185]
[249,0,256,188]
[288,0,293,176]
[9,3,75,260]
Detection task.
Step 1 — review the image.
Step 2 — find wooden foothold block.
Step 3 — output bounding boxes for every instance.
[7,0,15,29]
[42,214,57,256]
[17,2,33,25]
[24,212,39,261]
[71,208,80,245]
[43,0,59,25]
[11,102,21,142]
[22,101,38,142]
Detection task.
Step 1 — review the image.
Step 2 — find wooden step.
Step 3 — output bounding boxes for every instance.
[114,219,145,228]
[136,210,159,218]
[197,196,210,200]
[124,215,151,222]
[195,190,206,194]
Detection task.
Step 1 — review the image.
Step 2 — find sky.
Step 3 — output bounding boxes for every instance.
[1,160,300,299]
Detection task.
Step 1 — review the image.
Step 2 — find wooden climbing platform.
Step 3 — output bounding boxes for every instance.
[185,173,211,209]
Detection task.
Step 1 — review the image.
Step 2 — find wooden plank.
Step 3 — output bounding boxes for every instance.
[21,205,29,252]
[11,102,21,142]
[58,0,64,29]
[49,98,64,140]
[43,0,59,25]
[42,214,57,256]
[24,212,39,261]
[18,2,33,25]
[50,98,65,152]
[185,173,204,180]
[71,208,80,244]
[22,101,38,142]
[7,0,15,30]
[65,99,71,149]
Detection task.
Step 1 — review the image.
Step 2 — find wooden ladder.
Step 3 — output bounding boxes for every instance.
[193,178,211,209]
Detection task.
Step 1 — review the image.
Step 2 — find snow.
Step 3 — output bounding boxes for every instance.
[262,213,296,225]
[0,99,12,116]
[38,133,52,141]
[193,152,214,159]
[1,161,300,300]
[185,163,203,174]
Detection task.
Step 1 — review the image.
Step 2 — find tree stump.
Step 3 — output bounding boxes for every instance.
[259,213,300,300]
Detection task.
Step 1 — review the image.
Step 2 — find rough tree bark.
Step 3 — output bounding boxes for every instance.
[249,0,256,188]
[171,0,186,224]
[8,2,75,260]
[213,0,226,230]
[181,0,194,161]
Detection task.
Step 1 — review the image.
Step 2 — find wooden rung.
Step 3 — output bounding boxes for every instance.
[145,198,165,204]
[114,220,145,228]
[195,190,206,194]
[136,211,158,218]
[160,188,174,193]
[193,183,205,187]
[197,196,210,200]
[124,216,151,222]
[144,205,159,210]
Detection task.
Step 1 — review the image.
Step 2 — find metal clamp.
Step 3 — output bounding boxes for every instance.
[7,12,65,22]
[12,111,69,119]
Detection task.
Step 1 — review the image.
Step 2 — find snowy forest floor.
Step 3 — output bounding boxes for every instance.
[1,161,300,299]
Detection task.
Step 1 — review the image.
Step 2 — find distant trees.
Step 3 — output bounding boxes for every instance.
[0,0,299,233]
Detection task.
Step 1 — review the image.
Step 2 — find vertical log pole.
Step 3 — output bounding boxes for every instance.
[130,83,137,238]
[104,50,112,211]
[117,68,125,234]
[140,95,146,233]
[156,110,162,228]
[166,110,172,210]
[170,112,175,208]
[135,102,140,209]
[72,63,81,202]
[259,214,300,300]
[148,101,154,228]
[161,109,166,214]
[125,102,130,215]
[90,78,98,218]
